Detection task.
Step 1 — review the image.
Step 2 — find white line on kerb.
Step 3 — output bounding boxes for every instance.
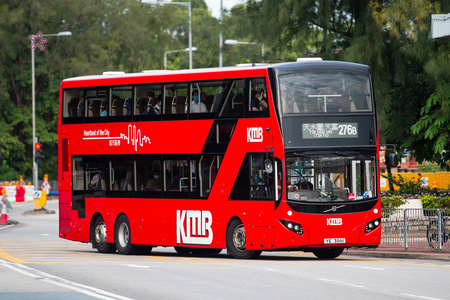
[0,259,134,300]
[0,225,14,231]
[398,292,443,300]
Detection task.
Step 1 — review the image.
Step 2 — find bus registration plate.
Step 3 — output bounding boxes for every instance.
[324,238,346,244]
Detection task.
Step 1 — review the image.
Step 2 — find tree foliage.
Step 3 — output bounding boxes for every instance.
[0,0,448,182]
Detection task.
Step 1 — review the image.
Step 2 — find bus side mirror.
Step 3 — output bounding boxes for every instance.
[388,153,398,168]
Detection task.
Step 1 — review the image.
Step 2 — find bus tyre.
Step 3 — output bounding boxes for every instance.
[226,219,259,259]
[312,247,344,259]
[115,215,138,255]
[92,215,116,253]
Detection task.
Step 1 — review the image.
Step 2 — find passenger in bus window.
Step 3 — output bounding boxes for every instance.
[321,89,342,113]
[261,89,268,111]
[101,103,108,117]
[120,168,133,191]
[188,90,207,113]
[147,91,154,100]
[148,96,161,115]
[124,100,132,116]
[201,92,207,103]
[251,88,263,111]
[145,170,161,191]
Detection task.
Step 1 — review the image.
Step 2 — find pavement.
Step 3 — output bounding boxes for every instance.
[344,247,450,261]
[2,198,450,261]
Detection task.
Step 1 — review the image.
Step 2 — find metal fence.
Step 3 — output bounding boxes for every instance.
[381,208,450,252]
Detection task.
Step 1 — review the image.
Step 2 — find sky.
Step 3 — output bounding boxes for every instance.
[203,0,245,19]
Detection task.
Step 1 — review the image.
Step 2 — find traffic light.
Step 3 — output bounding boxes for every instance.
[35,143,44,164]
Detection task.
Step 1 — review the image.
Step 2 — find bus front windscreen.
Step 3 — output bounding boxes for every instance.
[286,152,377,202]
[279,72,373,114]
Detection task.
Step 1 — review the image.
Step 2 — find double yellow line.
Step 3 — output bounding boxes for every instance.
[0,247,28,264]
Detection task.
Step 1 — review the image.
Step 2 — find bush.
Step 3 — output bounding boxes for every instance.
[420,195,440,209]
[420,194,450,209]
[381,195,406,216]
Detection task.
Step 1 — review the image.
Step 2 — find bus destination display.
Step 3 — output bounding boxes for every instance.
[302,122,358,139]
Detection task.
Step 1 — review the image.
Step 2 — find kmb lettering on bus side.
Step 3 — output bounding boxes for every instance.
[176,210,213,245]
[326,218,343,226]
[247,127,263,142]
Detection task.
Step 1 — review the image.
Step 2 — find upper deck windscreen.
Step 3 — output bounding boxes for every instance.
[279,71,373,114]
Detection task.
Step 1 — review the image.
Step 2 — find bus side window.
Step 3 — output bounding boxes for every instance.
[163,84,188,116]
[218,79,244,118]
[248,78,268,115]
[199,155,222,197]
[248,154,274,199]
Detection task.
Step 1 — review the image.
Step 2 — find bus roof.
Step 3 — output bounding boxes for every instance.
[61,60,370,86]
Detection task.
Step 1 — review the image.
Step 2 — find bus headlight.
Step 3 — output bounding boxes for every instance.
[365,218,381,233]
[279,220,303,235]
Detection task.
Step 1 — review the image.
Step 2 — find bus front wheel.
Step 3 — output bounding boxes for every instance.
[115,215,138,255]
[226,219,260,259]
[312,247,344,259]
[92,215,116,253]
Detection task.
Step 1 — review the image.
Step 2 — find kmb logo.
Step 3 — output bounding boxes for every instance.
[176,210,213,245]
[247,127,263,142]
[326,218,343,226]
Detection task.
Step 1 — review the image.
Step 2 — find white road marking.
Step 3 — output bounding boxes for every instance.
[318,278,365,288]
[1,259,133,300]
[122,264,150,268]
[343,264,385,271]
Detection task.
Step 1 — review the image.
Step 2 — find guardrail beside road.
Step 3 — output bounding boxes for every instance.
[381,208,450,252]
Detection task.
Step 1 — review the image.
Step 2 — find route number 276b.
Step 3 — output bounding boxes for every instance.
[338,124,357,136]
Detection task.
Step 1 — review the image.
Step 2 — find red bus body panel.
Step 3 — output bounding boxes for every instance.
[58,65,380,253]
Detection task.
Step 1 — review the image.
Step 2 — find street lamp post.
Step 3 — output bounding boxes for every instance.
[142,0,193,69]
[164,47,197,70]
[31,31,72,189]
[224,39,265,63]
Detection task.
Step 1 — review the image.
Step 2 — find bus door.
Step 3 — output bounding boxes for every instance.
[244,151,281,250]
[59,134,71,235]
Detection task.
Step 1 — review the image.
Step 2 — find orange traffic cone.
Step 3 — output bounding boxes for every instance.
[0,198,7,225]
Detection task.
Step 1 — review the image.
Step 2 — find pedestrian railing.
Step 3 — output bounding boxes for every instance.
[381,208,450,252]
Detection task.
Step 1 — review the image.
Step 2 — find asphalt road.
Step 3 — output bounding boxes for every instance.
[1,200,450,300]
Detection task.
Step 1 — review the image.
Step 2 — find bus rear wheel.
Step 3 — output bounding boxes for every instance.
[115,215,138,255]
[312,247,344,259]
[226,219,260,259]
[92,215,116,253]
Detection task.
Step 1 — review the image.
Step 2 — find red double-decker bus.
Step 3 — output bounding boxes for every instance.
[58,59,381,259]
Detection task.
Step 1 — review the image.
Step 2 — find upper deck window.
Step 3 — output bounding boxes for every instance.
[63,89,85,119]
[279,72,373,115]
